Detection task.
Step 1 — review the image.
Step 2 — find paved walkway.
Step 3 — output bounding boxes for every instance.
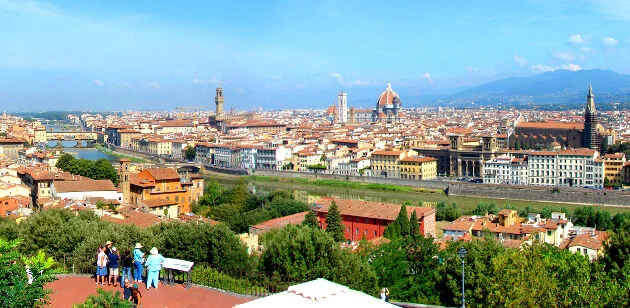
[45,275,255,307]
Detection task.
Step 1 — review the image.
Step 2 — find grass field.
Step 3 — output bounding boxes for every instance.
[435,221,451,238]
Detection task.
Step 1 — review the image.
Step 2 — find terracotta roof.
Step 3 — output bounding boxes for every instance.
[101,210,164,228]
[400,156,437,163]
[141,198,178,208]
[146,168,181,181]
[442,216,475,232]
[566,231,609,251]
[54,179,116,193]
[516,122,584,130]
[371,150,403,156]
[314,198,435,221]
[251,211,308,233]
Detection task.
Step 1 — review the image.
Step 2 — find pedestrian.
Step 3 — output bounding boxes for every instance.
[123,279,132,301]
[145,247,165,290]
[96,246,108,286]
[132,243,145,282]
[129,284,142,308]
[380,287,389,301]
[108,247,120,287]
[121,249,133,288]
[104,241,113,254]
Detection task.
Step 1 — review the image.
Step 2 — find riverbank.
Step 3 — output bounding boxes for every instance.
[94,144,150,163]
[248,175,444,194]
[209,172,630,216]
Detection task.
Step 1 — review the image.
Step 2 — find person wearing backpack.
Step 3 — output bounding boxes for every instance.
[132,243,145,282]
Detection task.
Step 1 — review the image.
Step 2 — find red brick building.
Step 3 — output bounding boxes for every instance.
[313,198,436,241]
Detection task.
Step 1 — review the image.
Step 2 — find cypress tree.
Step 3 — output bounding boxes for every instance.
[325,200,345,242]
[409,210,419,236]
[396,204,411,237]
[302,210,319,229]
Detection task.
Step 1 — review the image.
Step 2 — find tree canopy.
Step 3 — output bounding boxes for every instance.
[324,201,345,242]
[55,154,118,185]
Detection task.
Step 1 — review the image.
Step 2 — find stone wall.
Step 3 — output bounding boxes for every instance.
[448,183,630,206]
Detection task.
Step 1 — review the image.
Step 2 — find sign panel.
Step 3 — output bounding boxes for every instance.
[163,258,194,272]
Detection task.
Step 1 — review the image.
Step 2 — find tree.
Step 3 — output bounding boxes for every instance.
[96,201,107,216]
[518,205,534,217]
[514,140,521,150]
[384,204,411,239]
[601,137,609,157]
[0,239,58,308]
[604,177,611,187]
[185,145,196,161]
[409,210,419,236]
[260,225,378,294]
[472,202,498,216]
[73,288,133,308]
[302,210,319,229]
[325,201,345,242]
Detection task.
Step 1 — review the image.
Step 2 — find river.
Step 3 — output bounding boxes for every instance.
[214,176,630,215]
[46,140,118,162]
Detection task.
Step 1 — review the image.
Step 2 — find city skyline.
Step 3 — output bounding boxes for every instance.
[2,0,630,111]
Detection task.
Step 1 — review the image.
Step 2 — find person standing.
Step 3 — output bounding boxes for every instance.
[108,247,120,287]
[132,243,144,282]
[96,246,108,286]
[145,247,165,290]
[121,249,133,288]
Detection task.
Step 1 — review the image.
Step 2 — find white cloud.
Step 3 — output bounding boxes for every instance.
[330,72,343,83]
[568,34,585,45]
[210,78,220,84]
[466,66,480,72]
[530,64,555,73]
[295,83,305,89]
[94,80,105,87]
[146,82,161,89]
[192,78,204,85]
[0,0,63,19]
[351,79,378,86]
[581,46,592,53]
[513,55,528,66]
[561,63,582,71]
[602,36,618,46]
[119,82,131,88]
[553,51,576,62]
[420,72,433,83]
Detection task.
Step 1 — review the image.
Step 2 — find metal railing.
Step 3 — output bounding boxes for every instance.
[52,253,299,297]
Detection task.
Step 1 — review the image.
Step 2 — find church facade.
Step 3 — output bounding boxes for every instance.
[510,85,606,150]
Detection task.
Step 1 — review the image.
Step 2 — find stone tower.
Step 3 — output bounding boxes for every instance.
[118,158,131,204]
[583,84,599,150]
[215,86,224,117]
[337,92,348,123]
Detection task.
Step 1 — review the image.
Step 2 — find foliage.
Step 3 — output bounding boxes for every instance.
[73,288,133,308]
[185,145,196,161]
[572,206,612,231]
[302,210,319,229]
[55,154,118,185]
[259,225,378,295]
[435,201,462,221]
[191,265,268,296]
[307,164,327,170]
[324,200,345,242]
[383,204,412,239]
[0,239,58,308]
[471,202,498,216]
[247,175,422,193]
[518,205,534,217]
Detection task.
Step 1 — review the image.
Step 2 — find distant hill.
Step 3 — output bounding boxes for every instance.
[408,69,630,109]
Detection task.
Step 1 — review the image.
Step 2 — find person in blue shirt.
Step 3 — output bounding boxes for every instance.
[132,243,145,282]
[123,279,132,301]
[107,247,120,287]
[145,247,165,290]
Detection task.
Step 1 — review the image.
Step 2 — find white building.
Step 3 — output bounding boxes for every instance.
[483,155,528,185]
[256,146,292,170]
[51,179,119,201]
[338,92,348,123]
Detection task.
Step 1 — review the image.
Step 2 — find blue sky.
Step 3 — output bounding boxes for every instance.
[1,0,630,111]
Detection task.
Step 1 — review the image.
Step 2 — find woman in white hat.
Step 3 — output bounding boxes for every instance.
[132,243,145,282]
[145,247,165,290]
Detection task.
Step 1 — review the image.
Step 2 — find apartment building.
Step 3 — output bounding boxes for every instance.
[255,146,292,170]
[603,153,626,185]
[399,156,438,180]
[370,149,416,178]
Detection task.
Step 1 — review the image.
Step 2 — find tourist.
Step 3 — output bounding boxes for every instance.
[145,247,165,290]
[96,246,108,286]
[108,247,120,286]
[130,284,142,307]
[380,287,389,301]
[123,279,132,301]
[132,243,145,282]
[104,241,113,254]
[121,249,133,288]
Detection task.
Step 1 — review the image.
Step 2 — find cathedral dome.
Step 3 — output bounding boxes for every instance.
[376,82,401,108]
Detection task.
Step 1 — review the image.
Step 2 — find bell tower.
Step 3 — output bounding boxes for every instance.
[215,86,224,117]
[118,158,131,204]
[583,84,599,150]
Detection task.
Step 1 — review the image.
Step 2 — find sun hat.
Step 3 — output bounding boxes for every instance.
[112,247,117,252]
[135,243,143,249]
[105,241,112,245]
[150,247,158,255]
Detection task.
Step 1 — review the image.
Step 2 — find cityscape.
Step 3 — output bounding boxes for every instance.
[3,1,630,308]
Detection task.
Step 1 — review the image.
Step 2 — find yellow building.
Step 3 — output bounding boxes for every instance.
[139,198,179,218]
[399,156,438,180]
[147,138,173,156]
[296,151,322,172]
[603,153,626,185]
[370,149,416,178]
[118,130,141,149]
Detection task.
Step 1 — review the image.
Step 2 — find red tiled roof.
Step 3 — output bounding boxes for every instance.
[251,211,308,232]
[314,198,435,221]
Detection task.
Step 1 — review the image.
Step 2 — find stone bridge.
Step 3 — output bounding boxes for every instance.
[45,131,98,141]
